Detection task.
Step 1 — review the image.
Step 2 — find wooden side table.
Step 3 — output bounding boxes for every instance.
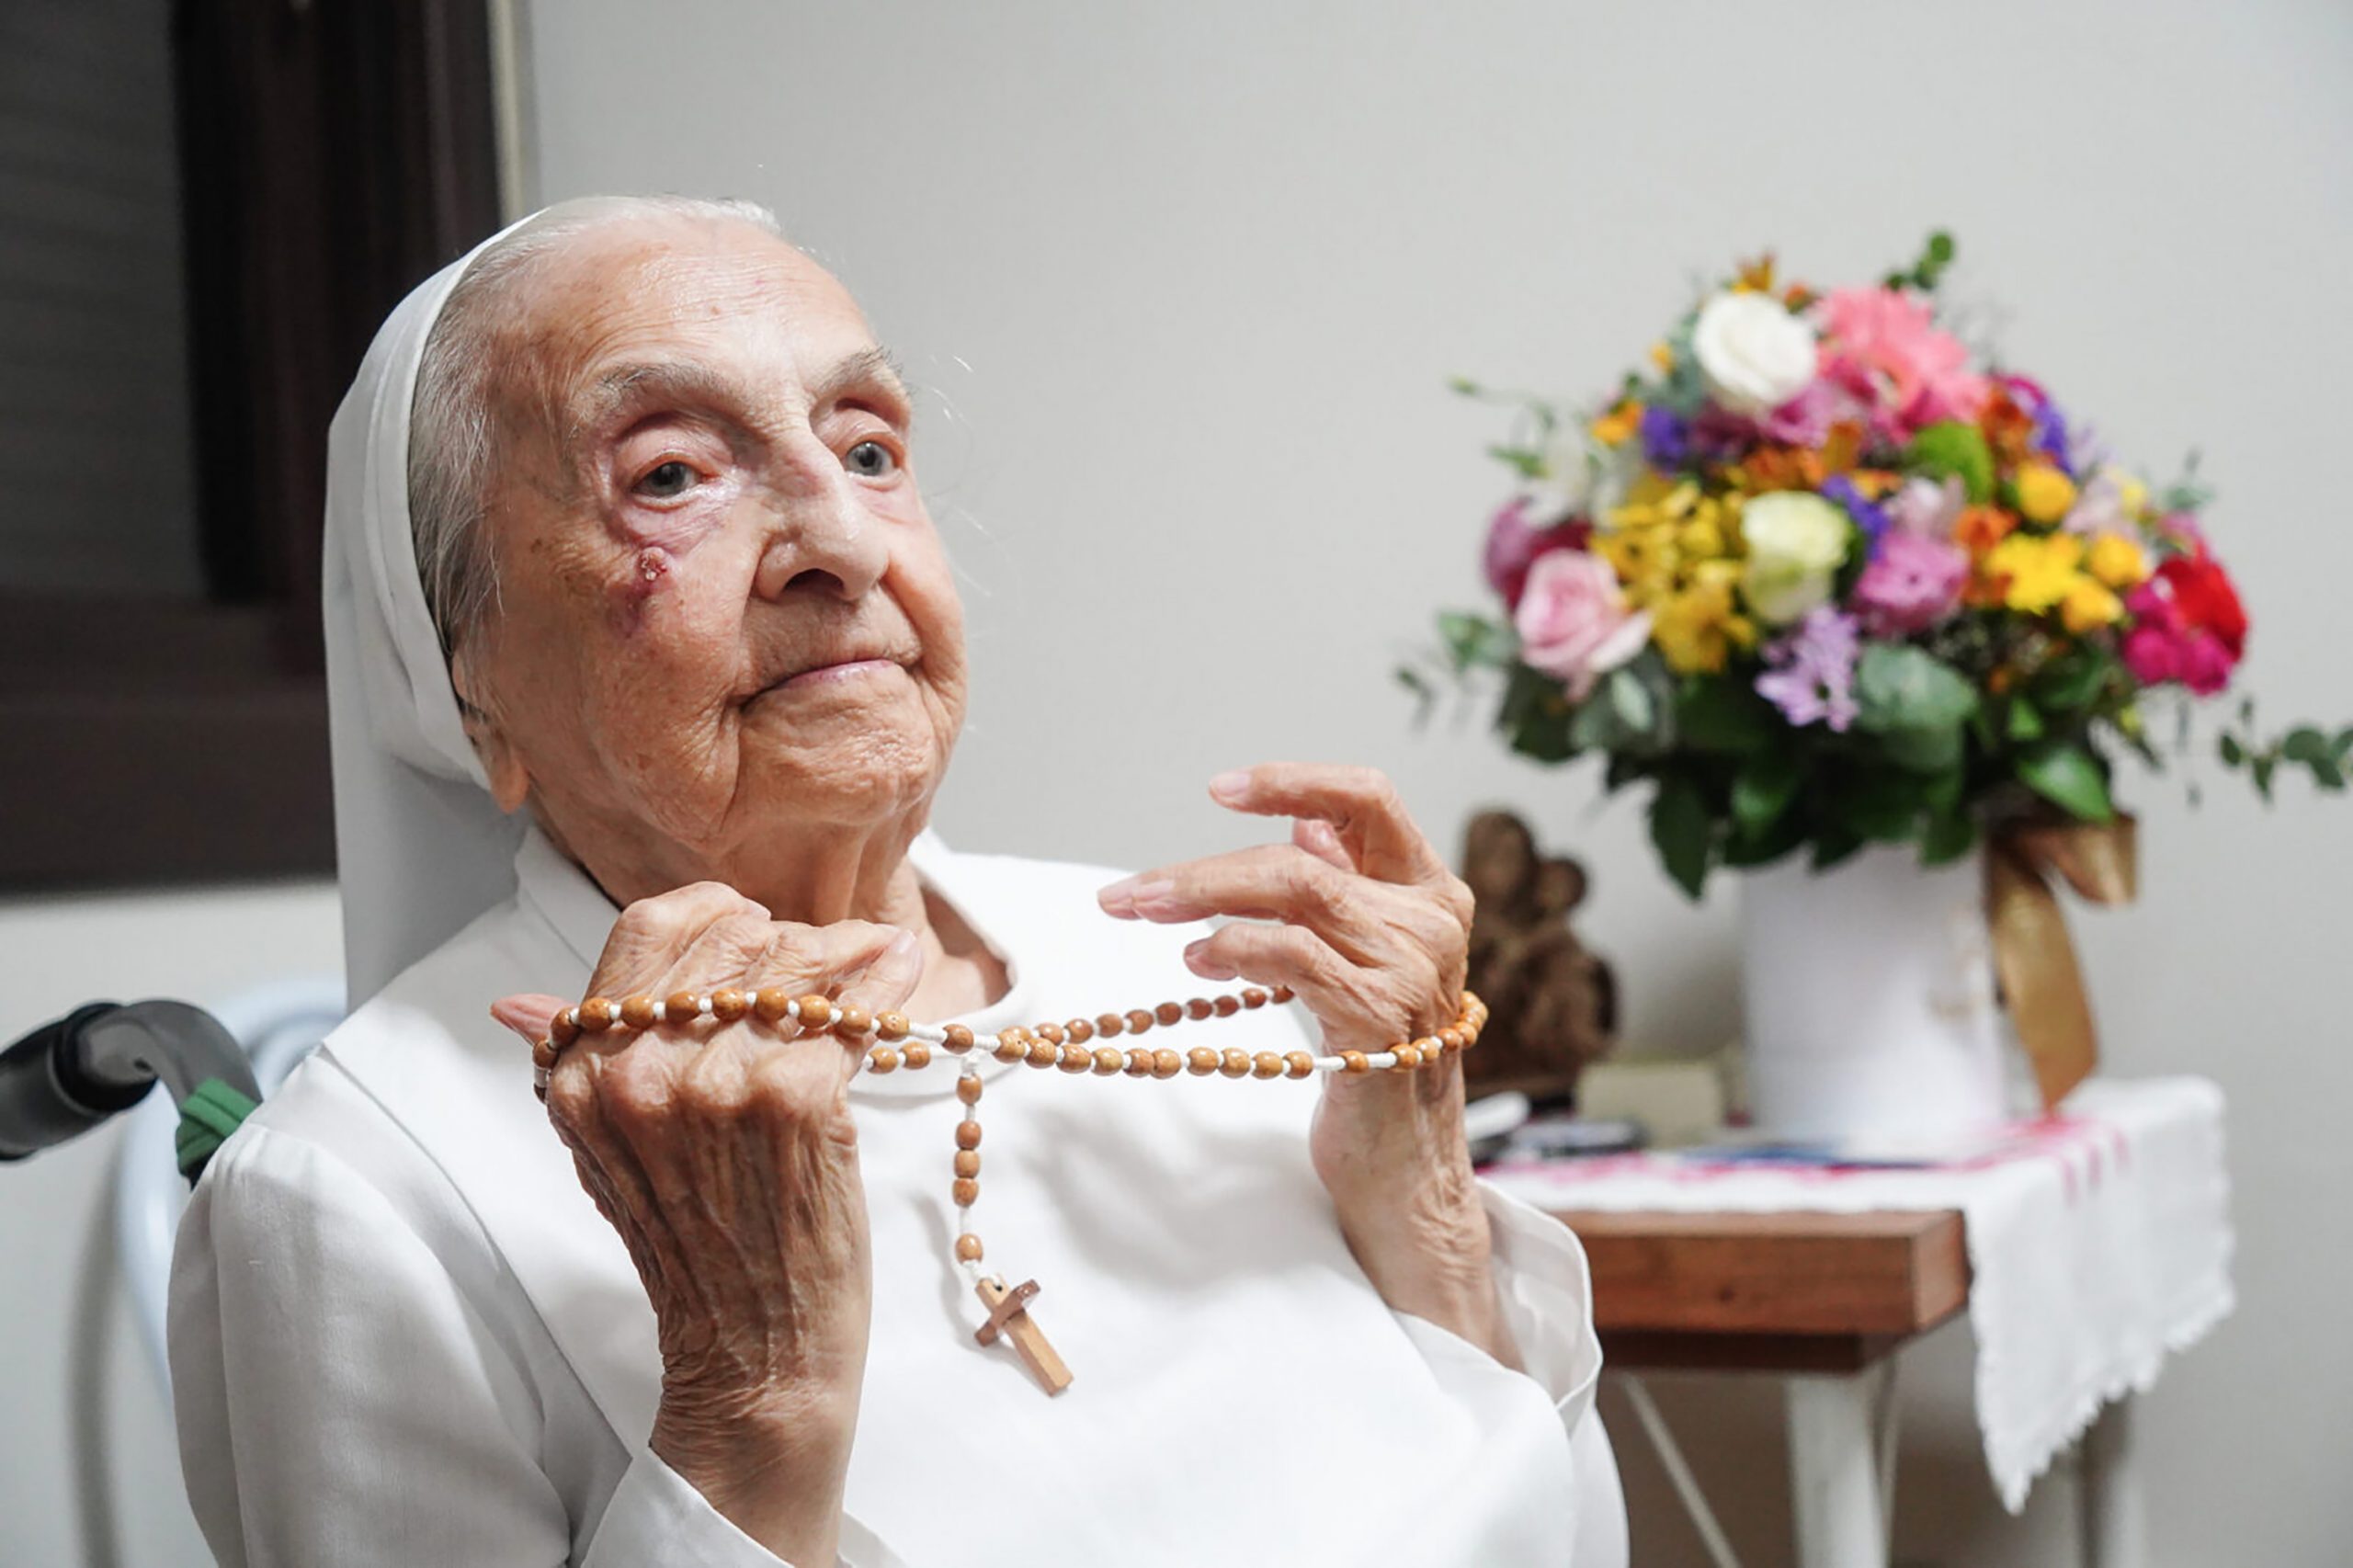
[1556,1209,2146,1568]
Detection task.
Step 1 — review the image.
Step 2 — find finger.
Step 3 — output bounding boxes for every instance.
[1293,817,1354,873]
[1100,843,1409,966]
[595,881,772,997]
[1207,764,1454,891]
[836,928,924,1018]
[1177,923,1408,1046]
[491,992,567,1045]
[745,921,916,1012]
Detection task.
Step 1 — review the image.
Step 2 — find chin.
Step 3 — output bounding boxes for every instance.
[740,712,949,828]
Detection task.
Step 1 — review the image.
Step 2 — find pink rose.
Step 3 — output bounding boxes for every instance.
[1813,287,1989,437]
[1513,549,1651,699]
[1850,530,1969,635]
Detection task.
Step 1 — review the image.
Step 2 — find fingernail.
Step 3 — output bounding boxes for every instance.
[1209,769,1251,802]
[889,929,920,959]
[1097,875,1139,914]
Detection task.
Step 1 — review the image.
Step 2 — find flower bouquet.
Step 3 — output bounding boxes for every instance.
[1415,234,2345,1122]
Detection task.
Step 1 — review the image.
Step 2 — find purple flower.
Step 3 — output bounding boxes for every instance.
[1819,474,1891,558]
[1639,405,1690,470]
[1756,607,1861,732]
[1851,530,1969,635]
[1756,380,1835,447]
[2031,397,2073,477]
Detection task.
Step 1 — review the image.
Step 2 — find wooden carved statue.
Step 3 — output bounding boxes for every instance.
[1459,810,1618,1108]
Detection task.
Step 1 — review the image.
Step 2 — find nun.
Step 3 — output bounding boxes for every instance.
[167,196,1627,1567]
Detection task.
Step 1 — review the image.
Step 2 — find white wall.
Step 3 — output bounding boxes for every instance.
[0,883,339,1567]
[518,1,2352,1562]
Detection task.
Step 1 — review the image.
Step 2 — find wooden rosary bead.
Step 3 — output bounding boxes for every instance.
[995,1027,1031,1064]
[1066,1017,1096,1044]
[710,989,750,1022]
[753,988,794,1024]
[1186,998,1214,1021]
[1027,1039,1061,1068]
[665,991,703,1022]
[1152,1049,1183,1079]
[1284,1051,1315,1079]
[955,1233,984,1263]
[1340,1051,1370,1074]
[1056,1043,1092,1073]
[957,1075,984,1105]
[876,1011,910,1040]
[1125,1009,1155,1035]
[904,1041,932,1070]
[1212,994,1239,1017]
[1092,1047,1126,1075]
[867,1047,900,1074]
[1251,1051,1285,1080]
[578,997,616,1032]
[1268,984,1295,1005]
[1219,1049,1251,1079]
[620,995,658,1030]
[952,1177,980,1207]
[956,1122,983,1151]
[1123,1049,1155,1077]
[1154,1001,1184,1028]
[835,1006,873,1037]
[943,1023,975,1053]
[1392,1045,1423,1069]
[550,1010,581,1047]
[1186,1047,1221,1076]
[1439,1028,1463,1052]
[1095,1012,1126,1038]
[532,1038,560,1071]
[794,994,833,1029]
[1036,1022,1066,1046]
[954,1150,982,1178]
[1241,988,1268,1009]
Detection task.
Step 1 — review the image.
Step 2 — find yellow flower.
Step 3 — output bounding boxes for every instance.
[1591,400,1643,446]
[2086,532,2152,589]
[1987,532,2086,615]
[2061,578,2125,634]
[1648,340,1676,372]
[2012,461,2077,525]
[1650,567,1754,674]
[2112,471,2150,517]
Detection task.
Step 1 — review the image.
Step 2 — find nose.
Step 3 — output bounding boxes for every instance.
[750,449,892,605]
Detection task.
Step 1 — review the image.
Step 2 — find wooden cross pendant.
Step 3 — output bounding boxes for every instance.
[974,1276,1072,1396]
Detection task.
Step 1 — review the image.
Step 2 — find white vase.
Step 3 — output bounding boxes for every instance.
[1738,843,2011,1142]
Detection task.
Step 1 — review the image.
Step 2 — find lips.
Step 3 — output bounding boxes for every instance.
[745,648,914,702]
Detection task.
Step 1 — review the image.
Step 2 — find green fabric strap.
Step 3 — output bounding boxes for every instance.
[176,1077,261,1182]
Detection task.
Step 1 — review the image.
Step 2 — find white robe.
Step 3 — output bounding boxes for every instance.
[170,829,1627,1566]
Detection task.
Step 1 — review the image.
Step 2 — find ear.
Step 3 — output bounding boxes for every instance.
[450,649,533,814]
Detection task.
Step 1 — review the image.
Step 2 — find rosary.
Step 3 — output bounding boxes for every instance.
[532,983,1487,1395]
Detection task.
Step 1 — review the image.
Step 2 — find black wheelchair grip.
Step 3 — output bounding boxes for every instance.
[0,1003,142,1160]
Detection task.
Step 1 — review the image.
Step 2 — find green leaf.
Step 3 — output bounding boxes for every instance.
[2006,700,2046,743]
[1724,809,1807,869]
[1648,773,1715,901]
[1924,764,1967,817]
[1811,825,1866,873]
[1881,722,1965,774]
[2018,740,2115,823]
[1572,661,1677,757]
[1486,444,1546,480]
[1677,677,1779,755]
[1847,771,1927,843]
[1904,422,1995,503]
[2309,755,2347,792]
[1732,749,1804,833]
[1609,667,1657,738]
[1437,610,1518,672]
[2252,754,2278,801]
[1921,811,1978,865]
[2218,733,2245,768]
[1856,645,1979,733]
[1498,664,1575,763]
[1602,753,1648,795]
[2282,726,2334,767]
[2032,647,2118,714]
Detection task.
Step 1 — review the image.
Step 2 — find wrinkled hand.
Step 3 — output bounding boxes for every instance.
[492,882,920,1564]
[1098,764,1517,1367]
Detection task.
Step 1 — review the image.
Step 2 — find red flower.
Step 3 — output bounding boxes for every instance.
[2154,551,2248,658]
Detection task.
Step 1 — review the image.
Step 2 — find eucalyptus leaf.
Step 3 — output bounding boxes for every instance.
[2218,733,2245,768]
[1732,749,1804,833]
[1677,677,1778,755]
[2017,740,2115,823]
[2006,700,2045,743]
[2282,726,2333,767]
[1921,811,1978,865]
[1856,645,1978,733]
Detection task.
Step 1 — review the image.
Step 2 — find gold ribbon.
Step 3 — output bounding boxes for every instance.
[1984,816,2138,1111]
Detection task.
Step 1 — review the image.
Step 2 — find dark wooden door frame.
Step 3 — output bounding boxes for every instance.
[0,0,502,891]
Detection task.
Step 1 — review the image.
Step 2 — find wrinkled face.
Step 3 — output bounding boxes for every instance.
[455,216,967,886]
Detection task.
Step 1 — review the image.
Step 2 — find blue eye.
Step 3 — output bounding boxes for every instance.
[637,460,697,498]
[845,440,897,478]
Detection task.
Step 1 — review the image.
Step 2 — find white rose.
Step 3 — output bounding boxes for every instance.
[1692,290,1818,415]
[1741,491,1852,625]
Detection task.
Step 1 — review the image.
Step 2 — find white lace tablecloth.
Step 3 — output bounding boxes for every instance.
[1481,1076,2234,1510]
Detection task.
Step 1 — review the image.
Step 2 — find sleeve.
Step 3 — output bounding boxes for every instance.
[1477,1178,1605,1431]
[168,1123,795,1567]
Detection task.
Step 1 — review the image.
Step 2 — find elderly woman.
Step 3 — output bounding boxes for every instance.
[168,196,1625,1567]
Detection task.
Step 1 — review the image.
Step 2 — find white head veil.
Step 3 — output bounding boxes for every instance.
[321,214,536,1007]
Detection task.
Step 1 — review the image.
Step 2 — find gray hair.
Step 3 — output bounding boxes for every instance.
[407,194,786,665]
